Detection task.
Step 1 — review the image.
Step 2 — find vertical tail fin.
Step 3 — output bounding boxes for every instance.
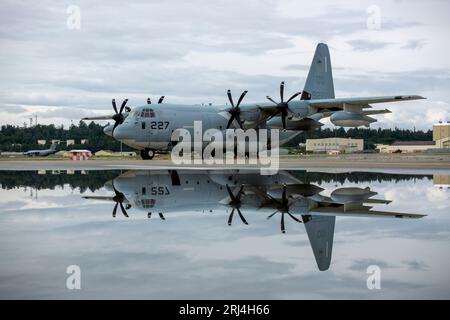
[50,142,57,151]
[303,215,335,271]
[302,43,335,100]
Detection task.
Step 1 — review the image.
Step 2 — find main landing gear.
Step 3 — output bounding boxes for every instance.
[140,148,155,160]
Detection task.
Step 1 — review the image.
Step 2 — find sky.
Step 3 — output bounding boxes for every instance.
[1,0,450,130]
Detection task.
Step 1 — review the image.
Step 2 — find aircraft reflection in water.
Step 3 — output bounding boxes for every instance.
[83,170,426,271]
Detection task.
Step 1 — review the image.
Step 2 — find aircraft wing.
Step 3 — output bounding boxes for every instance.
[82,114,115,120]
[82,196,116,202]
[308,95,425,110]
[310,205,426,219]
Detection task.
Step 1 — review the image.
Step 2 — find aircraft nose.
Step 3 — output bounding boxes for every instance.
[111,124,127,140]
[103,124,113,137]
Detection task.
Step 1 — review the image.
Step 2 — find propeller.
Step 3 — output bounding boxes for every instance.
[266,81,301,130]
[146,96,165,104]
[111,98,128,136]
[226,89,247,129]
[112,182,129,218]
[266,185,302,233]
[226,184,248,226]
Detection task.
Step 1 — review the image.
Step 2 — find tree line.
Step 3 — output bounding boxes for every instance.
[0,121,128,152]
[285,127,432,149]
[0,121,432,152]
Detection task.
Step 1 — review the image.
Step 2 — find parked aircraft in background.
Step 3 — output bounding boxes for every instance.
[23,142,58,157]
[83,43,425,159]
[83,169,425,271]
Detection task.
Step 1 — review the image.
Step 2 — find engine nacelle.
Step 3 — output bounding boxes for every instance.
[330,187,377,204]
[267,117,323,131]
[330,111,376,127]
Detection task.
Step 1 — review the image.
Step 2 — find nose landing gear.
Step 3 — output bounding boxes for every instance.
[140,148,155,160]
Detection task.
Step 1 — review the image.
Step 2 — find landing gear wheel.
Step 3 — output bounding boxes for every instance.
[140,148,155,160]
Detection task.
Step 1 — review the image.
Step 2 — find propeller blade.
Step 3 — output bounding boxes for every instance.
[226,185,237,202]
[237,208,248,225]
[281,212,286,233]
[228,208,235,226]
[119,202,129,217]
[282,113,287,130]
[266,110,280,122]
[236,185,244,201]
[287,91,301,103]
[287,212,302,223]
[112,202,118,218]
[235,113,244,129]
[267,211,278,220]
[147,98,151,104]
[236,90,247,107]
[158,96,165,104]
[266,96,278,105]
[280,81,285,103]
[112,121,119,136]
[119,99,128,114]
[226,115,236,129]
[227,90,235,108]
[282,186,287,202]
[112,99,118,114]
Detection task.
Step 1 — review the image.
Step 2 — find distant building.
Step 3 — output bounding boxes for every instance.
[95,149,136,157]
[37,140,46,145]
[377,141,436,153]
[306,138,363,153]
[81,139,88,145]
[66,139,75,146]
[377,123,450,153]
[433,122,450,149]
[433,174,450,188]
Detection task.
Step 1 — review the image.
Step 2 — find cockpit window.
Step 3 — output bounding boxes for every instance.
[140,108,155,118]
[139,198,155,208]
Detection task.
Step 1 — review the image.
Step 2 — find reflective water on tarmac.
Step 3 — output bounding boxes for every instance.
[0,169,449,299]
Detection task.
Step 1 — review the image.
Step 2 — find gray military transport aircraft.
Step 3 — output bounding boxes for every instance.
[83,43,425,159]
[83,169,425,271]
[23,142,58,157]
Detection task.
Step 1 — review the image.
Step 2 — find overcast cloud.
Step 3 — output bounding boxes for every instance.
[0,0,449,129]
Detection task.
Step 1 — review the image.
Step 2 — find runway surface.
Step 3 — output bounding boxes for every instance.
[1,155,449,174]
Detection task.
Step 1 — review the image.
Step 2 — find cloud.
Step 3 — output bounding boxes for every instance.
[401,39,427,50]
[347,39,395,51]
[402,260,429,271]
[0,0,449,128]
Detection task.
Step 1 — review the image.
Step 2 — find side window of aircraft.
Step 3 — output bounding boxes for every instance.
[141,122,145,129]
